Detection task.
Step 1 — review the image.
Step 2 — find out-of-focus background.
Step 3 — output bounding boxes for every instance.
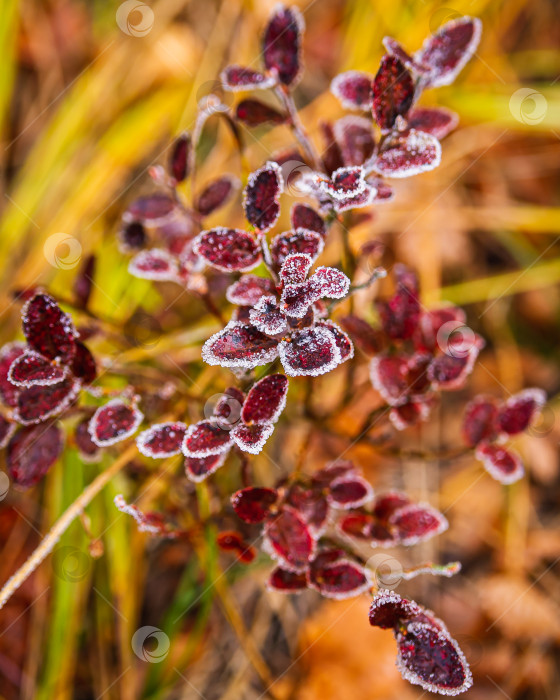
[1,0,560,698]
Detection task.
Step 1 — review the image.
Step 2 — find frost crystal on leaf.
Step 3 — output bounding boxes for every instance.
[182,419,233,458]
[271,230,324,268]
[241,374,288,425]
[193,228,262,272]
[263,506,315,572]
[22,293,77,362]
[407,107,459,140]
[249,296,288,335]
[184,452,227,482]
[374,130,442,178]
[231,486,279,524]
[128,249,179,281]
[279,326,341,377]
[8,350,67,387]
[226,275,276,307]
[243,162,284,232]
[221,65,276,91]
[262,4,305,87]
[14,376,81,426]
[475,443,524,485]
[231,422,275,454]
[88,399,143,447]
[202,322,279,370]
[136,422,187,458]
[372,55,415,131]
[330,71,373,111]
[7,423,64,489]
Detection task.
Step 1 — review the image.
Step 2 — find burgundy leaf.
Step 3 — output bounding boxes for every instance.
[334,116,376,167]
[0,342,26,407]
[370,354,410,406]
[123,194,176,226]
[221,65,276,91]
[462,395,499,447]
[280,253,313,286]
[22,293,77,362]
[128,249,179,281]
[216,531,256,563]
[182,419,233,458]
[407,106,459,139]
[194,228,261,272]
[185,452,226,482]
[226,275,276,306]
[316,321,354,363]
[475,443,524,485]
[137,422,187,458]
[390,503,448,545]
[497,388,546,436]
[339,315,381,355]
[369,589,425,629]
[231,422,274,454]
[427,346,480,391]
[202,322,279,369]
[329,475,373,509]
[243,162,283,232]
[267,567,308,593]
[213,387,245,428]
[14,376,80,426]
[280,279,319,319]
[249,296,288,335]
[235,99,286,126]
[270,229,324,268]
[332,183,378,213]
[279,326,341,377]
[416,305,467,352]
[366,176,394,202]
[313,461,357,485]
[7,422,64,488]
[263,506,315,572]
[73,254,96,309]
[88,400,143,447]
[195,175,239,217]
[241,374,288,425]
[396,622,472,694]
[373,492,411,522]
[74,417,101,462]
[320,166,366,201]
[415,16,482,88]
[70,341,96,384]
[330,71,373,111]
[262,5,304,86]
[0,414,16,448]
[372,55,415,131]
[8,350,67,387]
[375,129,441,178]
[382,37,417,70]
[290,204,326,238]
[159,215,196,256]
[169,132,190,184]
[337,512,377,540]
[286,484,329,535]
[311,266,350,299]
[308,557,370,599]
[378,264,421,340]
[118,221,147,252]
[231,486,278,524]
[389,399,431,431]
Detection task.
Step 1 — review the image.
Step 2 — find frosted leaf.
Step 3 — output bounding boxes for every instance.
[333,115,376,167]
[290,204,326,238]
[382,37,417,71]
[7,423,64,488]
[311,267,350,299]
[216,530,256,563]
[243,161,284,232]
[308,557,371,599]
[427,344,480,390]
[462,395,499,447]
[193,228,261,272]
[114,494,172,536]
[226,275,276,306]
[231,422,275,454]
[279,253,314,286]
[407,107,459,139]
[497,388,546,436]
[267,567,307,593]
[74,417,102,463]
[389,503,448,545]
[279,326,341,377]
[8,350,68,387]
[249,296,288,335]
[0,342,26,407]
[372,55,415,131]
[185,452,227,482]
[182,419,233,458]
[235,99,286,126]
[316,321,354,363]
[475,443,524,485]
[369,589,425,629]
[389,399,431,431]
[262,4,305,87]
[286,483,329,536]
[270,230,324,268]
[332,183,378,212]
[319,166,366,201]
[123,194,176,226]
[221,65,276,91]
[241,373,288,425]
[14,376,81,426]
[136,422,187,458]
[330,71,373,111]
[328,475,373,509]
[231,486,279,523]
[262,506,315,573]
[370,354,410,406]
[88,399,143,447]
[22,293,77,362]
[374,129,441,178]
[281,280,319,319]
[195,175,240,217]
[128,249,179,281]
[201,322,279,369]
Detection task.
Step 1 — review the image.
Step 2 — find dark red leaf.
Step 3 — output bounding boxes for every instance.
[118,221,147,252]
[74,416,101,462]
[7,423,64,488]
[202,322,279,369]
[169,132,190,184]
[235,99,286,126]
[330,71,373,111]
[290,204,326,238]
[390,503,448,545]
[243,162,283,232]
[334,116,376,166]
[320,166,366,200]
[279,326,341,377]
[316,321,354,363]
[0,343,25,407]
[249,296,288,335]
[270,230,324,268]
[396,622,472,694]
[320,121,345,175]
[372,492,411,522]
[382,37,417,70]
[462,395,499,447]
[185,453,226,482]
[128,249,179,281]
[14,376,80,425]
[377,264,421,340]
[71,341,97,384]
[339,315,381,355]
[8,350,67,387]
[312,461,357,485]
[497,388,546,436]
[262,5,304,86]
[427,346,479,390]
[369,589,425,629]
[329,475,373,509]
[195,175,239,217]
[123,194,176,226]
[231,486,278,524]
[23,293,77,362]
[194,228,262,272]
[286,483,329,535]
[73,254,96,309]
[370,354,411,406]
[263,506,315,572]
[407,107,459,139]
[267,567,308,592]
[241,374,289,425]
[216,531,256,563]
[88,400,143,447]
[308,557,370,599]
[311,266,350,299]
[221,65,276,91]
[279,253,313,286]
[372,55,415,131]
[137,422,187,458]
[374,129,441,178]
[475,443,524,485]
[226,275,276,306]
[182,419,233,458]
[231,422,274,454]
[389,399,431,431]
[415,16,482,88]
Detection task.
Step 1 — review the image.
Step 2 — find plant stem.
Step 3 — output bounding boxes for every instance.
[275,85,322,171]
